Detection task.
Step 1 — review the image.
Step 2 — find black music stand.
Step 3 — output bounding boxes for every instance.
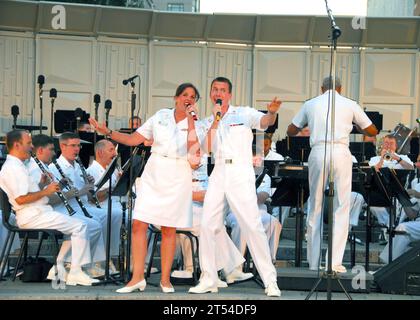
[112,151,147,281]
[270,164,309,267]
[14,125,48,132]
[93,155,121,284]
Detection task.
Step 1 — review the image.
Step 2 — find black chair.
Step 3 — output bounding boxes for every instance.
[0,188,63,281]
[145,225,200,284]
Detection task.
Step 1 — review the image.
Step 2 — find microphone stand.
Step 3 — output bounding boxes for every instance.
[306,0,351,301]
[94,98,99,147]
[49,90,57,137]
[39,85,44,134]
[125,79,137,282]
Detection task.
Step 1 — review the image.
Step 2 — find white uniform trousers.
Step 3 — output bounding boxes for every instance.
[199,164,277,287]
[380,219,420,263]
[307,145,352,269]
[18,208,91,268]
[53,206,105,263]
[0,210,20,253]
[96,200,123,256]
[226,210,282,261]
[349,192,365,227]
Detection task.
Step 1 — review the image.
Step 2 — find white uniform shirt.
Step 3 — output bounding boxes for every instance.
[49,155,88,203]
[265,150,284,161]
[201,105,265,165]
[369,154,413,169]
[137,108,205,160]
[0,155,50,225]
[87,160,119,205]
[292,90,372,148]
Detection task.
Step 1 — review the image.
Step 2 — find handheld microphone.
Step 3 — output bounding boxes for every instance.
[94,94,101,104]
[186,104,197,121]
[122,75,139,86]
[49,88,57,99]
[215,99,222,121]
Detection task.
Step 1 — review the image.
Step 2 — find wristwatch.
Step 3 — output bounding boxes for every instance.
[106,129,113,139]
[397,157,402,163]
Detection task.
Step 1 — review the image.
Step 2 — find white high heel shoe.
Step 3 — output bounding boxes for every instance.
[116,279,147,293]
[160,282,175,293]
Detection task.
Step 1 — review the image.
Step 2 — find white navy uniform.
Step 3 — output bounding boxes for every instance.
[0,155,92,268]
[87,160,123,256]
[292,90,372,269]
[198,105,278,288]
[133,108,203,228]
[49,155,109,263]
[27,158,105,264]
[226,174,282,261]
[174,156,246,275]
[368,154,413,226]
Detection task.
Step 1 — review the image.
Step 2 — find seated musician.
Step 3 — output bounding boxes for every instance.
[0,130,97,286]
[28,134,106,279]
[368,135,414,241]
[86,139,123,274]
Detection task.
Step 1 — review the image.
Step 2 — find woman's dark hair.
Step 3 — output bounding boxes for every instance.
[175,83,200,102]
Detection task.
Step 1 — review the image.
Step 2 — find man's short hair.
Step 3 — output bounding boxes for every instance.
[211,77,233,93]
[59,132,80,144]
[94,139,110,154]
[384,134,397,142]
[32,134,54,151]
[322,76,342,90]
[5,129,26,151]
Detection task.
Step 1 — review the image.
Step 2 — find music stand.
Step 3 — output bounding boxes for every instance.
[271,163,309,267]
[93,155,120,284]
[112,151,147,281]
[288,137,310,163]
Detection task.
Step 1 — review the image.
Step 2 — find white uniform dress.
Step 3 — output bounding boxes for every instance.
[87,160,123,256]
[368,155,413,226]
[133,108,199,228]
[0,155,91,268]
[292,90,372,270]
[28,158,105,263]
[198,105,278,288]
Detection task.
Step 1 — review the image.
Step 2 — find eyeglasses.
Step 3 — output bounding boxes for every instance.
[63,144,82,148]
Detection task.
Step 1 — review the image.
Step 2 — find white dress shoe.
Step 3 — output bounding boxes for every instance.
[217,279,228,288]
[265,282,281,297]
[160,282,175,293]
[116,279,147,293]
[189,280,218,294]
[66,269,97,286]
[225,269,254,284]
[171,270,193,279]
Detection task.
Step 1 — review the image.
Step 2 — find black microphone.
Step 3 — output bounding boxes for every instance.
[94,94,101,104]
[74,107,84,120]
[37,75,45,86]
[49,88,57,99]
[104,99,112,110]
[122,75,139,86]
[186,103,197,121]
[11,105,19,117]
[416,118,420,124]
[215,98,222,121]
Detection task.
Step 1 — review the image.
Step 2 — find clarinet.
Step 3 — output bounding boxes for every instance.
[32,156,76,216]
[75,157,101,209]
[119,200,127,277]
[52,158,93,218]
